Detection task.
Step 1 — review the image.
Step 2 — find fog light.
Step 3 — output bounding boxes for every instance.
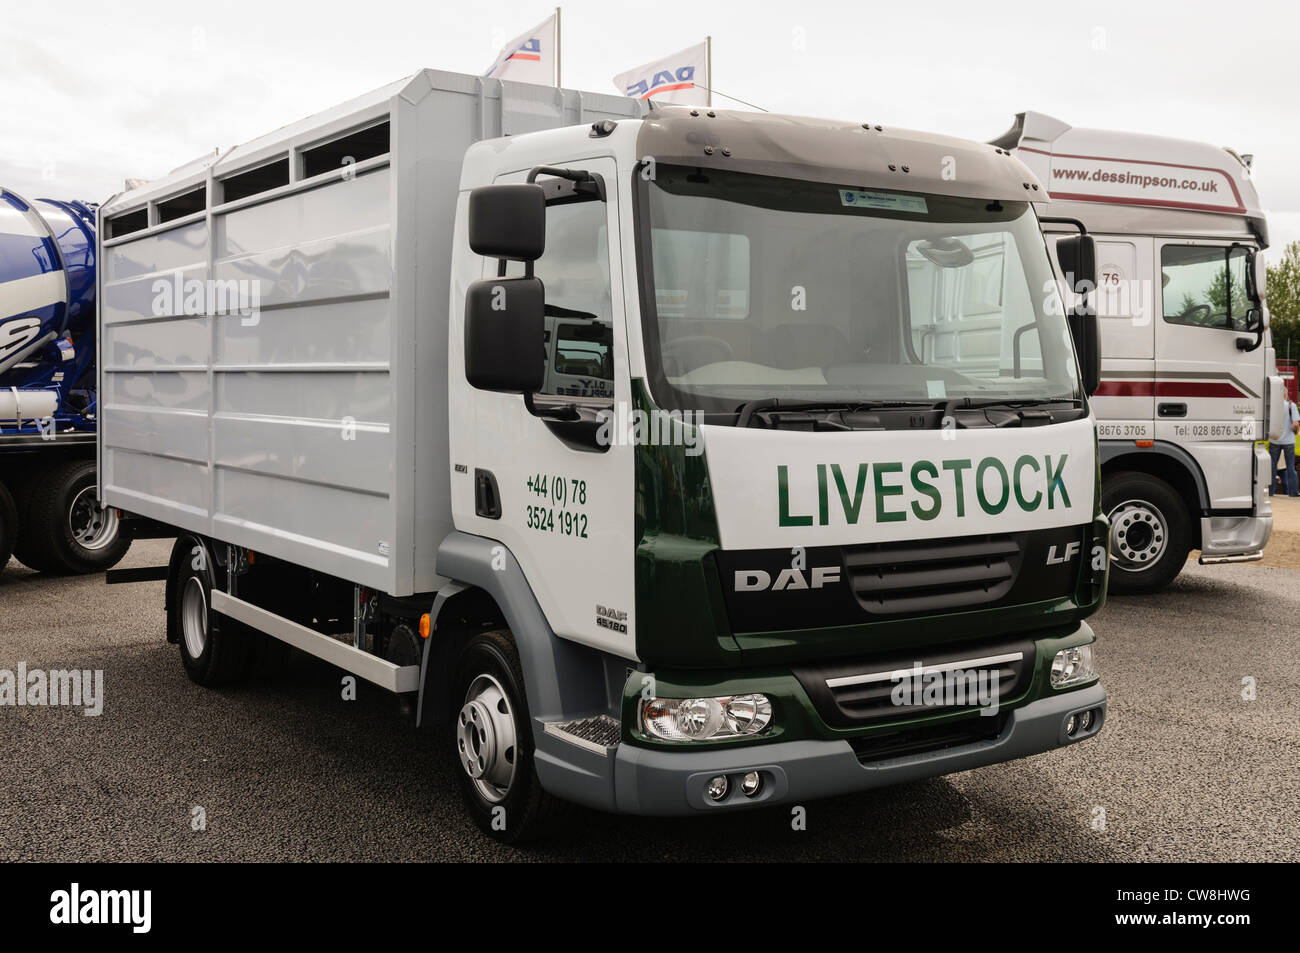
[1080,709,1095,731]
[740,771,762,797]
[1050,645,1096,688]
[706,775,729,801]
[641,694,773,742]
[1066,713,1079,736]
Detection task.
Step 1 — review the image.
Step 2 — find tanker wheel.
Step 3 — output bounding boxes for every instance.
[12,460,130,574]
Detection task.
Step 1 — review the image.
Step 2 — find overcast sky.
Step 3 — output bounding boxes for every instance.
[4,0,1297,257]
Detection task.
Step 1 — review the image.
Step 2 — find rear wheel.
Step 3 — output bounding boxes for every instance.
[12,460,129,574]
[0,481,16,573]
[1103,472,1190,594]
[451,629,568,843]
[168,536,251,685]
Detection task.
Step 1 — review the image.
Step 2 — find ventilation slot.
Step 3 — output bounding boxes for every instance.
[849,712,1009,763]
[302,121,390,179]
[107,208,148,238]
[157,186,206,223]
[220,158,291,204]
[791,639,1034,728]
[845,534,1022,616]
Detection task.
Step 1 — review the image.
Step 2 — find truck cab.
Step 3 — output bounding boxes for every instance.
[450,105,1109,832]
[997,112,1281,592]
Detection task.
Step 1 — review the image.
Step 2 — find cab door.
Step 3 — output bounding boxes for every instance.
[459,157,637,659]
[1091,235,1156,440]
[1153,240,1261,508]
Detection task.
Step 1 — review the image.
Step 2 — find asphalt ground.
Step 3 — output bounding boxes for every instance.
[1,538,1296,862]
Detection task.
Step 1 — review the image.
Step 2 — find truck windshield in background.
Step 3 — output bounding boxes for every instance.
[638,165,1081,417]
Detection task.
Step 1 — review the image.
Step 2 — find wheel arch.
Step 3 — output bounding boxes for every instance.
[1100,442,1207,549]
[164,533,213,644]
[419,531,609,730]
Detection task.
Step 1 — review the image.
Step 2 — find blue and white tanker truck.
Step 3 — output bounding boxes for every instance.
[0,188,129,574]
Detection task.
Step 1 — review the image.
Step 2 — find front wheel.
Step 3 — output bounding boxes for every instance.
[1103,472,1191,594]
[450,630,569,843]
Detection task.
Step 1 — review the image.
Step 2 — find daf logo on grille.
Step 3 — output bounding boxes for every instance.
[734,566,842,591]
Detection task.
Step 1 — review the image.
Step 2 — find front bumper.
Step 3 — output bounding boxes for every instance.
[534,681,1106,817]
[610,683,1105,815]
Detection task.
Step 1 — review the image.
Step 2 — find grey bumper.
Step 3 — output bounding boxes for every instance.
[601,683,1106,816]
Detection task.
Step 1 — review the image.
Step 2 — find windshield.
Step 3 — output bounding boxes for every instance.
[638,165,1080,416]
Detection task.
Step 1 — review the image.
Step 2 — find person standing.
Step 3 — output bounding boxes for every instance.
[1271,395,1300,497]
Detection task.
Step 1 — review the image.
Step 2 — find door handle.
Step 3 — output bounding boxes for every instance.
[1158,402,1187,418]
[474,469,502,519]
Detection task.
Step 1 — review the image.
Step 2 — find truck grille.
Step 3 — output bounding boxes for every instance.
[844,533,1022,617]
[850,712,1009,764]
[792,638,1035,727]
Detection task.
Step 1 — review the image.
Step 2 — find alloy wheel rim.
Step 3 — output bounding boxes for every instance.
[181,576,208,658]
[1108,499,1168,572]
[456,673,517,803]
[69,486,120,551]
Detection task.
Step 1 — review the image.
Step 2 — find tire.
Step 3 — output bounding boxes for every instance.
[167,536,252,686]
[0,481,16,573]
[451,629,569,843]
[11,460,130,574]
[1103,471,1191,595]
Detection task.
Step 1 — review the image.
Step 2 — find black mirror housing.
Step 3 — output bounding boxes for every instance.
[468,184,547,262]
[464,277,546,393]
[1055,234,1097,296]
[1057,234,1101,396]
[1068,310,1102,396]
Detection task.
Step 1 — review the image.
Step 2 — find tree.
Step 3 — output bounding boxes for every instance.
[1267,240,1300,362]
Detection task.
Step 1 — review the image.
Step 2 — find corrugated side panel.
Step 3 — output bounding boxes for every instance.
[100,69,644,596]
[101,165,399,592]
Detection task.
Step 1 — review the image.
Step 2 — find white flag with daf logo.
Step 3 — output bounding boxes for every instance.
[483,13,557,86]
[614,40,709,105]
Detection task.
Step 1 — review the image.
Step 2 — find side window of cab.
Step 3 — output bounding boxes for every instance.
[503,190,614,399]
[1161,244,1251,331]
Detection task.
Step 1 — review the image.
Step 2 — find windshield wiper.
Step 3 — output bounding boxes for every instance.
[945,396,1083,411]
[734,398,938,428]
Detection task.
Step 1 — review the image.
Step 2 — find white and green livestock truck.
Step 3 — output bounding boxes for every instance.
[98,71,1109,841]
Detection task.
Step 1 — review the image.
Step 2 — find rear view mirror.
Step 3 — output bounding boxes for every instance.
[464,277,545,393]
[1068,310,1102,396]
[1236,306,1265,352]
[1056,234,1101,397]
[469,184,546,261]
[1055,234,1097,295]
[916,237,974,268]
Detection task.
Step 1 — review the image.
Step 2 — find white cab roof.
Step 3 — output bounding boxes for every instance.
[994,111,1264,238]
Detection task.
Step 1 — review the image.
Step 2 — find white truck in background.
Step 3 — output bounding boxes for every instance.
[993,113,1284,593]
[98,71,1110,842]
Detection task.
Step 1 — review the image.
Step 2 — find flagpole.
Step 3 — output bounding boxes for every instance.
[707,36,717,107]
[555,7,562,87]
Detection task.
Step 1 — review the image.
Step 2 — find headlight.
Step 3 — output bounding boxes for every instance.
[1050,644,1096,688]
[641,694,773,742]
